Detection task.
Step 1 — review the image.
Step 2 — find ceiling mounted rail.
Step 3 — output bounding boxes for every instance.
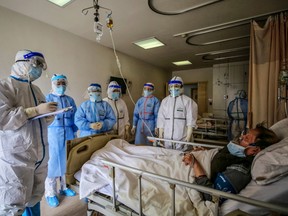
[180,8,287,62]
[174,9,288,38]
[195,46,250,56]
[148,0,223,16]
[187,35,250,46]
[199,46,250,62]
[203,54,249,62]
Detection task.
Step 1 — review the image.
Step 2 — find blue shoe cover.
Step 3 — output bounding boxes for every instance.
[59,188,76,197]
[46,196,59,208]
[22,202,40,216]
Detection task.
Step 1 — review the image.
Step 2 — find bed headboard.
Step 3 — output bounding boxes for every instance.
[66,133,119,185]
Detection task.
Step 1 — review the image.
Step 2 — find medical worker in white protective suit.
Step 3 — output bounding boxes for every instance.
[157,76,198,151]
[0,50,58,216]
[103,81,130,140]
[45,74,78,208]
[75,83,116,137]
[131,82,160,145]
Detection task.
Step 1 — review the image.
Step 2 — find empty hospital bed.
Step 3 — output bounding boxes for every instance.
[66,118,288,216]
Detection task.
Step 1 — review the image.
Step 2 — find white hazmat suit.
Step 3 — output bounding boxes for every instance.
[157,76,198,151]
[0,50,57,215]
[103,81,130,140]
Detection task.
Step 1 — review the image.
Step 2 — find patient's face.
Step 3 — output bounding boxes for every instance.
[240,129,262,156]
[245,146,261,156]
[239,129,259,147]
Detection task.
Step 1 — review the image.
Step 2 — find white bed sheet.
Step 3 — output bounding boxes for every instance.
[79,139,218,216]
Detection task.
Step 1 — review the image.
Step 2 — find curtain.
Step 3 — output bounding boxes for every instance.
[248,12,288,128]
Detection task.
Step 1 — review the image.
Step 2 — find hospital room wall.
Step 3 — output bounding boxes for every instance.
[0,6,171,122]
[173,62,248,118]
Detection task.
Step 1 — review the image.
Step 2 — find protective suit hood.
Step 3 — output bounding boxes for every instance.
[11,50,46,82]
[107,81,121,99]
[11,61,31,81]
[169,76,184,96]
[51,74,68,96]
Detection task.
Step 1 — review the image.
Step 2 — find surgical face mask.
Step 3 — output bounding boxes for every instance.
[90,92,102,102]
[28,67,42,81]
[143,90,152,97]
[227,141,246,158]
[111,92,120,100]
[170,88,180,97]
[55,85,66,95]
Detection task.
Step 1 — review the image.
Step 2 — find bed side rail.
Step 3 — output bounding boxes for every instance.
[147,136,224,149]
[101,159,288,216]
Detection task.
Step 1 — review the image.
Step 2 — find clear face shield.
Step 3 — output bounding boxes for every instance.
[54,79,67,87]
[17,51,47,70]
[169,83,182,97]
[29,56,47,70]
[108,83,121,100]
[143,86,154,97]
[52,76,68,95]
[88,85,102,102]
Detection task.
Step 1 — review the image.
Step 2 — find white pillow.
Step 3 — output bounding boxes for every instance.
[270,118,288,140]
[251,137,288,185]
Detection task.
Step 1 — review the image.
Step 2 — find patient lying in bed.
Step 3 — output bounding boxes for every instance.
[78,119,288,216]
[182,122,279,203]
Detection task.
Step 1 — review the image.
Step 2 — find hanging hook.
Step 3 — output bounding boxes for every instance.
[82,0,112,16]
[82,6,94,15]
[82,0,99,15]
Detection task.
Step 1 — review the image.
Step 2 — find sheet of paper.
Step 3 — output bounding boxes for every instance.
[29,106,73,120]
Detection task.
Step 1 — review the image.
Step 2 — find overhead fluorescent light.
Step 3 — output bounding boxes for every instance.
[47,0,75,7]
[172,60,192,66]
[133,37,165,49]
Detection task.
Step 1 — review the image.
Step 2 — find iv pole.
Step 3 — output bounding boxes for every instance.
[278,63,288,117]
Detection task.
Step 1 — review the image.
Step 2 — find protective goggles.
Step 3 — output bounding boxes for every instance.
[169,84,182,89]
[30,56,47,70]
[17,52,47,70]
[54,79,67,86]
[88,84,102,92]
[112,89,121,93]
[143,86,153,91]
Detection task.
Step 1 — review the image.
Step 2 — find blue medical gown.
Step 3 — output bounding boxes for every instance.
[46,93,78,178]
[133,96,160,145]
[75,100,116,137]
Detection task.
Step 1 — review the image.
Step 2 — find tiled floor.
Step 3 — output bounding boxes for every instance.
[40,194,87,216]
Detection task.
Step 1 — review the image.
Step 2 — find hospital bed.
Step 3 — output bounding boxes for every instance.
[66,118,288,216]
[194,117,229,145]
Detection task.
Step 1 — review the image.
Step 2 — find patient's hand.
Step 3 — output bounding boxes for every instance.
[182,153,194,166]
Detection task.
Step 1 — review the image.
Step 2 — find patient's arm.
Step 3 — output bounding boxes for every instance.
[182,153,206,177]
[183,153,214,202]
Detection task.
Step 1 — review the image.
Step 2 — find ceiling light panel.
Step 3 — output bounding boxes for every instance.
[133,37,165,49]
[172,60,192,66]
[47,0,75,7]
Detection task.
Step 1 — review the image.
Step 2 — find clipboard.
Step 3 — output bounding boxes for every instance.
[30,106,73,120]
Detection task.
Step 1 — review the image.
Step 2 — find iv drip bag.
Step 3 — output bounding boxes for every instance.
[94,22,103,42]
